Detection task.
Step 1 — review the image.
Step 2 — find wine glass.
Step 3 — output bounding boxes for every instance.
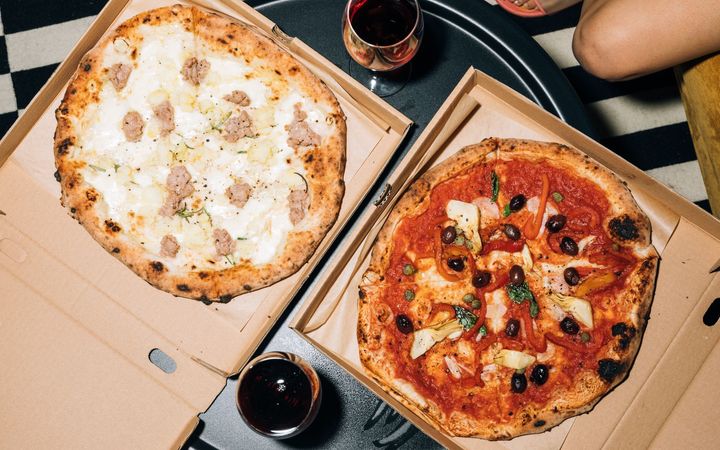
[342,0,424,97]
[236,352,322,439]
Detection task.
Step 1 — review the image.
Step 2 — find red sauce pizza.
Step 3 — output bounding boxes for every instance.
[358,138,658,439]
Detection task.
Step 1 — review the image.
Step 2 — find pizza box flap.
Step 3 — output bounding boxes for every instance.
[291,68,720,449]
[0,0,411,448]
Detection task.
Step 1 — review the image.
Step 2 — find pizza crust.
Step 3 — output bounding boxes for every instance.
[358,138,659,439]
[54,5,346,301]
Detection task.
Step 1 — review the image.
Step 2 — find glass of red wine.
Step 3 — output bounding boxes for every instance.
[342,0,424,97]
[236,352,322,439]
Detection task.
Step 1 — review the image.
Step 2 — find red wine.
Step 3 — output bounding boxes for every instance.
[238,358,312,434]
[350,0,417,46]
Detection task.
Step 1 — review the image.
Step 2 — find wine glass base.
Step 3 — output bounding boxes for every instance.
[348,58,411,97]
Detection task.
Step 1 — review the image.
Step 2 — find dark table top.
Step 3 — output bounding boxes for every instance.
[189,0,592,448]
[0,0,708,448]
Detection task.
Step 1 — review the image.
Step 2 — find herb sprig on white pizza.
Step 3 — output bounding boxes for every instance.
[358,138,658,439]
[54,5,346,301]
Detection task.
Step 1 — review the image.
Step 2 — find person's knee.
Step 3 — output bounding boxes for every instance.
[572,15,633,81]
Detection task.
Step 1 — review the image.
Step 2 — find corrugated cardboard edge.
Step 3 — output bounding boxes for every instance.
[0,0,412,447]
[0,0,412,372]
[292,68,477,333]
[603,221,720,448]
[291,67,720,449]
[0,0,129,167]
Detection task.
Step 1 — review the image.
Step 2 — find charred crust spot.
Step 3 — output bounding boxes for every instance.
[104,219,121,233]
[142,16,151,23]
[83,63,91,72]
[200,295,212,305]
[54,170,61,182]
[243,284,252,291]
[70,207,77,214]
[611,322,637,350]
[274,69,281,75]
[85,190,97,202]
[521,412,532,425]
[56,137,73,155]
[611,322,627,336]
[609,215,639,241]
[641,259,653,271]
[619,336,631,350]
[177,284,190,292]
[198,271,209,279]
[70,89,77,95]
[151,261,164,272]
[304,153,314,163]
[219,294,232,303]
[289,66,299,75]
[359,289,366,299]
[534,420,546,428]
[598,359,624,383]
[218,38,228,45]
[226,33,234,39]
[112,247,120,253]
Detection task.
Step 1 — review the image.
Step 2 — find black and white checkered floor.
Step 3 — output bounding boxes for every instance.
[0,0,711,213]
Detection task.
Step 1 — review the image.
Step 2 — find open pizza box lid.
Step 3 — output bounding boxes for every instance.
[0,0,412,448]
[291,68,720,450]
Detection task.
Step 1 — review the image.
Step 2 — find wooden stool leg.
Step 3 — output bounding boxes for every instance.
[675,52,720,218]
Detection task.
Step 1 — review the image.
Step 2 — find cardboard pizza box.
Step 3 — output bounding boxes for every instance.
[291,68,720,450]
[0,0,411,448]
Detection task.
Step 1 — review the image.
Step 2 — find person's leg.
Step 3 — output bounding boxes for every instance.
[572,0,720,81]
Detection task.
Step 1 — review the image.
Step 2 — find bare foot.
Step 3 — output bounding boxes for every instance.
[512,0,538,10]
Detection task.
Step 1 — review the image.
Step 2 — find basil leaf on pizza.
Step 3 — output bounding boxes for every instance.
[358,138,658,439]
[506,281,534,304]
[453,305,478,331]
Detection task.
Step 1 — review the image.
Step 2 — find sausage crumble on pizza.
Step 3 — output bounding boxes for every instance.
[358,138,658,439]
[54,5,346,302]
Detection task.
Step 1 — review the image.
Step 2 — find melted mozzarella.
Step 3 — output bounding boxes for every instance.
[536,342,556,363]
[526,196,558,236]
[485,290,508,333]
[444,356,462,379]
[480,363,498,384]
[577,235,596,253]
[392,380,428,408]
[472,197,500,228]
[71,23,341,270]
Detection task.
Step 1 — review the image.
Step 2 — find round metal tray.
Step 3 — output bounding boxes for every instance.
[186,1,591,448]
